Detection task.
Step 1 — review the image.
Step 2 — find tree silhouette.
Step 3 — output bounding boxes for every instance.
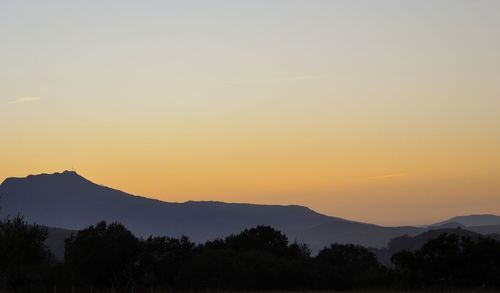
[135,235,194,289]
[64,221,140,290]
[392,233,500,289]
[0,216,53,291]
[177,226,312,290]
[2,219,500,292]
[314,243,383,289]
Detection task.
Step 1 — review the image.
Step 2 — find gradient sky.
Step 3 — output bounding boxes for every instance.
[1,0,499,226]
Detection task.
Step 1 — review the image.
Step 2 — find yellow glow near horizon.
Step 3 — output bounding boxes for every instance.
[1,1,500,226]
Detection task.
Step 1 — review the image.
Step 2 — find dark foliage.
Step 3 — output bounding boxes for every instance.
[135,235,194,288]
[64,221,140,289]
[391,233,500,289]
[2,218,500,292]
[0,216,53,291]
[176,226,312,290]
[314,243,385,289]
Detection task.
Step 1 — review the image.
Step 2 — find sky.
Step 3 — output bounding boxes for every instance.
[1,0,499,226]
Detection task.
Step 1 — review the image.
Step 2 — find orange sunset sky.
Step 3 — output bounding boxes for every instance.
[1,1,499,226]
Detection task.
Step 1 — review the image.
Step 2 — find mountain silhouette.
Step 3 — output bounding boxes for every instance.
[296,221,424,251]
[432,214,500,227]
[1,171,499,253]
[388,227,500,253]
[0,171,336,244]
[45,227,73,259]
[370,227,500,266]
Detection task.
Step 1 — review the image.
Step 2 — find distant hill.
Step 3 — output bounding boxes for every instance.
[432,214,500,227]
[467,224,500,235]
[295,221,424,252]
[429,215,500,238]
[429,222,466,229]
[373,228,500,266]
[388,228,500,252]
[0,171,333,242]
[46,227,73,260]
[1,171,499,253]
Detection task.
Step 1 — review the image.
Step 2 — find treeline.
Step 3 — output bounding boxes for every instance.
[2,217,500,292]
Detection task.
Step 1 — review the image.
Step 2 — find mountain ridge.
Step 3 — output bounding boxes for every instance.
[1,171,499,252]
[1,171,331,213]
[431,214,500,227]
[0,171,336,246]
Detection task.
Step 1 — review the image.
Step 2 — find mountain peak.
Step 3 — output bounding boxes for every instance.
[1,170,88,185]
[61,170,79,176]
[28,170,81,178]
[0,171,338,246]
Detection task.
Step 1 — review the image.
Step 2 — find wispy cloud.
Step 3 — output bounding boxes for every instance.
[9,96,41,104]
[370,173,409,179]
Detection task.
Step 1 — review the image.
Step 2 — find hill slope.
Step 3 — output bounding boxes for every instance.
[2,171,499,252]
[432,214,500,227]
[0,171,336,243]
[297,221,424,251]
[388,228,500,252]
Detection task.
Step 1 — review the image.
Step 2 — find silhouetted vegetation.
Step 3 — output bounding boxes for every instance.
[2,218,500,292]
[314,243,385,290]
[0,216,53,291]
[391,233,500,290]
[64,221,140,289]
